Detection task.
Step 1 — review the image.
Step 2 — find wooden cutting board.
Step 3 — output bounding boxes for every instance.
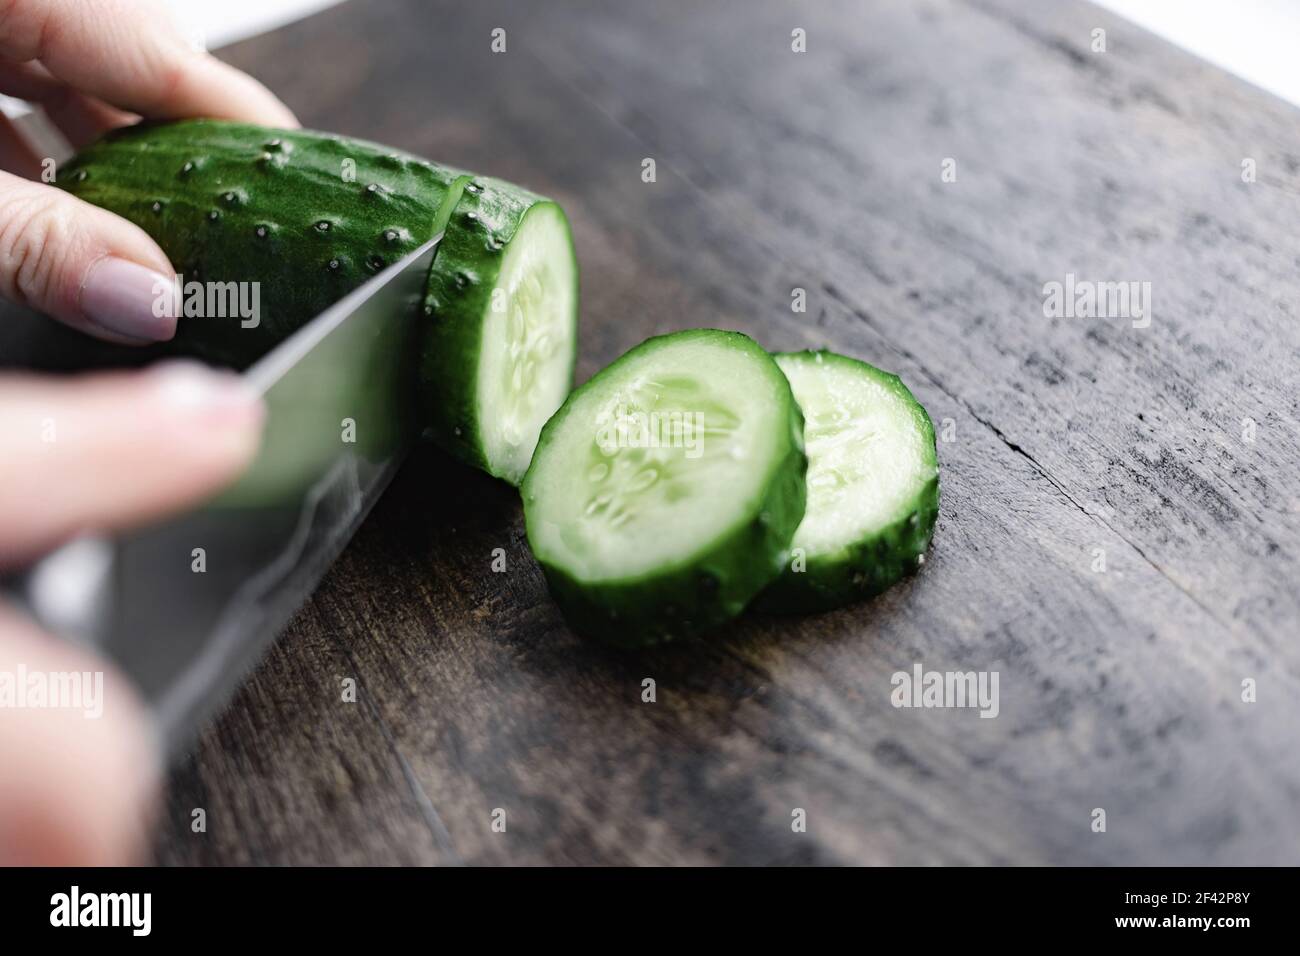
[23,0,1300,865]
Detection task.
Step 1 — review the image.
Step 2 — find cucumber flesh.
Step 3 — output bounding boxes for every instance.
[523,329,806,646]
[421,182,578,485]
[472,203,577,484]
[760,350,938,612]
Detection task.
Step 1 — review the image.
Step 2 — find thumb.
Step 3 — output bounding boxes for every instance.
[0,169,177,344]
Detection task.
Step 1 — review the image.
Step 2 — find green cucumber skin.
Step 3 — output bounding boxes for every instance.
[58,119,467,367]
[523,330,807,648]
[757,350,939,614]
[60,119,576,487]
[419,179,577,480]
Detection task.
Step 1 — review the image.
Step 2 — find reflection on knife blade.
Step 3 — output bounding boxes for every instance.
[14,233,441,758]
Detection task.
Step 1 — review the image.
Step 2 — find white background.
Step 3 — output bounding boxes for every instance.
[1093,0,1300,108]
[163,0,345,49]
[10,2,1300,115]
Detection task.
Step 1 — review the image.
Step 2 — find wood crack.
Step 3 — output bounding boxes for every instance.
[326,630,464,865]
[819,281,1242,639]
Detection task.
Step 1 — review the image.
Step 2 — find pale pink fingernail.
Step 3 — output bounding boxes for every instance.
[79,257,178,343]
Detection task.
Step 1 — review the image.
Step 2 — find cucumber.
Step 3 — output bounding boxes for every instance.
[58,119,466,366]
[58,119,578,485]
[421,178,578,484]
[522,329,806,646]
[759,350,939,613]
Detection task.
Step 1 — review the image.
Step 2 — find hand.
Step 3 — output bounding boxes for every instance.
[0,363,265,864]
[0,0,289,865]
[0,0,297,341]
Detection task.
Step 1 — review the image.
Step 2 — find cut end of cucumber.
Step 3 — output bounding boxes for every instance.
[778,352,935,556]
[476,202,577,484]
[760,350,938,613]
[528,331,791,581]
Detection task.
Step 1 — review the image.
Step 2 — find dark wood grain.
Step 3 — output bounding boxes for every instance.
[105,0,1300,864]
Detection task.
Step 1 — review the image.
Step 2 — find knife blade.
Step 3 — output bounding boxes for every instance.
[13,233,441,757]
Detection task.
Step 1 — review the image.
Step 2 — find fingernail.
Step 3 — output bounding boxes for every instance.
[149,360,263,426]
[79,257,177,343]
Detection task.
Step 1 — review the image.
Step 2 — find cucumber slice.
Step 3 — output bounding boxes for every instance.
[759,350,939,613]
[523,329,806,646]
[421,182,578,485]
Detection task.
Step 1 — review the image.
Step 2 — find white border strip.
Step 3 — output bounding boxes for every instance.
[1092,0,1300,109]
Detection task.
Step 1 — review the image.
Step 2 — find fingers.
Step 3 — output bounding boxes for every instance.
[0,168,182,341]
[0,59,135,148]
[0,0,298,128]
[0,361,265,566]
[0,601,158,865]
[42,89,133,149]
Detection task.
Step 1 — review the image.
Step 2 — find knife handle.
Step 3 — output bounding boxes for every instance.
[0,535,114,648]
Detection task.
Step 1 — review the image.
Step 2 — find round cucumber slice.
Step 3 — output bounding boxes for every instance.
[422,185,578,485]
[523,329,806,646]
[759,350,939,613]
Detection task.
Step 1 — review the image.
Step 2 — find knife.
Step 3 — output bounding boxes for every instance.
[7,232,442,757]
